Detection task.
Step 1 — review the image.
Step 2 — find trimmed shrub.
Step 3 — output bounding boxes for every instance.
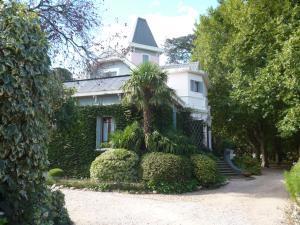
[108,121,144,153]
[191,154,219,186]
[141,152,192,183]
[90,149,139,182]
[49,168,64,178]
[234,155,261,175]
[147,179,198,194]
[285,159,300,204]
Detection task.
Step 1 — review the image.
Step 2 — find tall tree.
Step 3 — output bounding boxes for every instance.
[164,34,195,64]
[192,0,300,166]
[122,62,175,148]
[17,0,101,64]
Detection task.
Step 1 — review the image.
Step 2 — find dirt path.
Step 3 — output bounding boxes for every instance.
[62,168,289,225]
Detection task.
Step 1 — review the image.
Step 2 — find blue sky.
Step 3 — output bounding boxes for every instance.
[94,0,219,51]
[102,0,219,24]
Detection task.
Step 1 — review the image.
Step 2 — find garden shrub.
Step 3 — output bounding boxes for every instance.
[148,130,198,155]
[147,179,198,194]
[108,121,144,153]
[234,155,261,175]
[141,152,192,183]
[190,154,219,187]
[48,104,140,178]
[49,168,64,178]
[90,149,139,182]
[285,159,300,204]
[0,2,71,224]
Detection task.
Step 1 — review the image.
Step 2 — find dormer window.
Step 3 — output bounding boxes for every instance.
[143,54,149,63]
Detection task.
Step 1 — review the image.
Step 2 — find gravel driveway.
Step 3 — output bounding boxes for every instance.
[62,168,288,225]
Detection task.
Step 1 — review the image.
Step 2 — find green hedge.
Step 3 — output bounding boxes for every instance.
[285,159,300,204]
[48,105,139,178]
[234,155,261,175]
[48,104,192,178]
[90,149,139,182]
[140,152,192,183]
[191,154,219,187]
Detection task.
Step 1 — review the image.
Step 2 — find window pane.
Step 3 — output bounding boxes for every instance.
[102,117,112,142]
[143,55,149,62]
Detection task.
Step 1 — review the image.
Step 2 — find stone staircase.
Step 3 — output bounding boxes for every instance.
[216,159,241,177]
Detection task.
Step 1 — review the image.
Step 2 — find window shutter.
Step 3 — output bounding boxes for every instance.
[199,81,204,93]
[190,80,194,92]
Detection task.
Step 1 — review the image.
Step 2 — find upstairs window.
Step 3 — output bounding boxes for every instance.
[190,80,204,93]
[142,54,149,63]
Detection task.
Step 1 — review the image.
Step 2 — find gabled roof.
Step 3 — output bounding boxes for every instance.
[131,17,158,47]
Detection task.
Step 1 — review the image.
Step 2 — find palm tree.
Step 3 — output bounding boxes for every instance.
[122,62,175,149]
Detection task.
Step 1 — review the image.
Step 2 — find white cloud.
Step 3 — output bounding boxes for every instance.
[150,0,160,7]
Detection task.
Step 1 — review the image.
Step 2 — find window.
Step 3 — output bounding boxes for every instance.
[102,117,113,142]
[190,80,204,93]
[142,54,149,63]
[96,116,115,150]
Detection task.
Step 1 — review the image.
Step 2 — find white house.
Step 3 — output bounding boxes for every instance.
[65,17,212,150]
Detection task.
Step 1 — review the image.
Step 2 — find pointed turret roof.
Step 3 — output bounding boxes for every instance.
[131,18,158,47]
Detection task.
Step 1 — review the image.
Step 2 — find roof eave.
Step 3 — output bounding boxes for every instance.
[129,42,163,53]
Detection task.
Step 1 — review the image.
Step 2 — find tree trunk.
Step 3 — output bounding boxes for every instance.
[143,105,151,150]
[260,140,269,167]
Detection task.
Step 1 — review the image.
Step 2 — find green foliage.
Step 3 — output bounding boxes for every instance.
[122,62,176,147]
[190,154,219,187]
[0,2,70,224]
[53,67,73,82]
[164,34,195,64]
[53,179,148,193]
[285,160,300,205]
[108,122,144,153]
[31,188,72,225]
[49,168,64,178]
[90,149,139,182]
[48,104,139,178]
[148,130,198,155]
[234,155,261,175]
[0,218,7,225]
[147,179,198,194]
[192,0,300,163]
[141,152,192,183]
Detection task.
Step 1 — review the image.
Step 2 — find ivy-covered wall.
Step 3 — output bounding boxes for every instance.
[48,104,191,178]
[48,104,139,178]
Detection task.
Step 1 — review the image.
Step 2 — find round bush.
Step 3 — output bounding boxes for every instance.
[190,154,218,186]
[140,152,192,183]
[48,168,64,178]
[90,149,139,182]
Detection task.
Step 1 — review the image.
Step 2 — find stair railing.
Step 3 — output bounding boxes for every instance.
[224,148,243,175]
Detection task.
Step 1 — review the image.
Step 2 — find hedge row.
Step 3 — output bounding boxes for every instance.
[48,104,192,178]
